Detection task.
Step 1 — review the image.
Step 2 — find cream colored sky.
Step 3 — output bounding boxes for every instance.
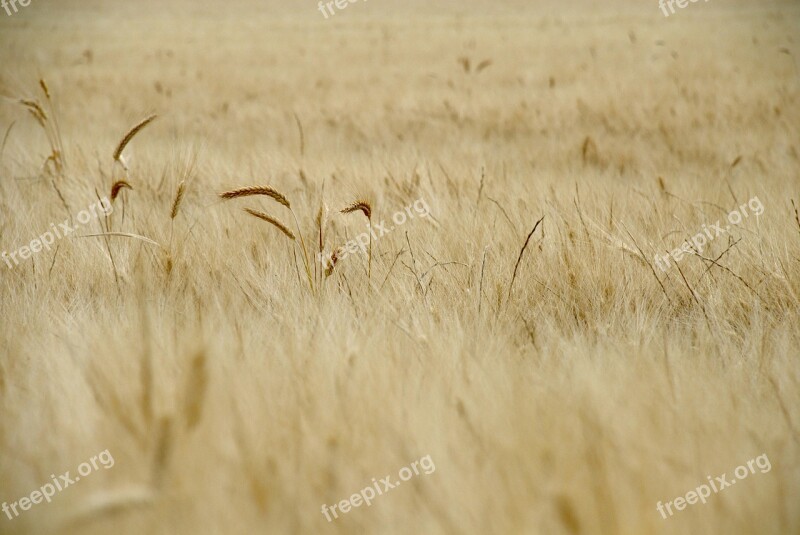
[1,0,797,23]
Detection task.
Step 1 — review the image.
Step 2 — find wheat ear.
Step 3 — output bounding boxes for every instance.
[171,180,186,220]
[111,180,133,202]
[324,247,343,278]
[244,208,296,240]
[113,114,157,164]
[19,99,47,128]
[219,186,291,208]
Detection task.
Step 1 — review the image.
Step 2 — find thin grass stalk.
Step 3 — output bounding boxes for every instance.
[290,210,314,292]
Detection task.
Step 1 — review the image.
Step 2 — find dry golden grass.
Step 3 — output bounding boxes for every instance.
[0,1,799,534]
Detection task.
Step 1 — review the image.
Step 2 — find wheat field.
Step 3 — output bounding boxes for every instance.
[1,1,799,534]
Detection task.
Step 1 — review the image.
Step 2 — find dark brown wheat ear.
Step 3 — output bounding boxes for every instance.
[324,248,341,278]
[341,200,372,220]
[111,180,133,202]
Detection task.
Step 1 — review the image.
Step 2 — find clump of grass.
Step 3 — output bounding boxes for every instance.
[221,189,375,288]
[220,185,313,290]
[16,79,65,175]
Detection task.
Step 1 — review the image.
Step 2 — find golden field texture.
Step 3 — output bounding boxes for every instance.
[0,1,799,533]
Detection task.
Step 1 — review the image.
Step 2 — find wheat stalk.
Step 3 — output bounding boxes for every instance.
[341,199,373,279]
[183,350,208,431]
[792,199,800,238]
[293,112,305,159]
[507,216,545,304]
[315,201,329,284]
[152,416,174,489]
[64,487,155,528]
[316,201,328,252]
[78,232,164,250]
[166,180,188,270]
